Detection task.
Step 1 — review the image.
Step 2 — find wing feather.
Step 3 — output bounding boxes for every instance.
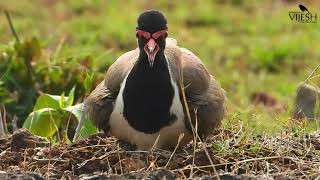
[86,49,138,133]
[166,39,226,138]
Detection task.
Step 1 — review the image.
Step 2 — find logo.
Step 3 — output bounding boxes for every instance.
[289,4,317,23]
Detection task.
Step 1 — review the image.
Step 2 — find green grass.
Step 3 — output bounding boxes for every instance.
[0,0,319,135]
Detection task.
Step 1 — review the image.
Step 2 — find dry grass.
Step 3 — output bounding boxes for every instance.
[0,128,319,179]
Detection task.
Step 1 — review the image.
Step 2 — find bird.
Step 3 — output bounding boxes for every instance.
[299,4,310,14]
[85,10,226,150]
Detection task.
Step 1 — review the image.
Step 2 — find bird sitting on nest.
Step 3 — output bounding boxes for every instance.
[86,10,226,150]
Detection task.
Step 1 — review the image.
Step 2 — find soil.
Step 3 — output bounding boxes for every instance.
[0,128,319,179]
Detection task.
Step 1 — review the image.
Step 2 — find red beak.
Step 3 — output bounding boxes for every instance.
[144,38,159,68]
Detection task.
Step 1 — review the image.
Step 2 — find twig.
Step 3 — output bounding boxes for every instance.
[2,106,8,134]
[76,154,108,169]
[12,115,18,132]
[304,64,320,83]
[189,109,198,178]
[106,155,113,174]
[64,111,73,142]
[48,108,60,142]
[194,126,220,178]
[126,150,174,157]
[23,148,28,171]
[176,44,220,179]
[151,134,161,151]
[165,133,184,168]
[117,145,123,175]
[73,100,87,142]
[33,157,69,163]
[4,10,35,84]
[0,109,6,138]
[59,144,117,158]
[4,10,20,42]
[47,140,52,179]
[172,156,284,172]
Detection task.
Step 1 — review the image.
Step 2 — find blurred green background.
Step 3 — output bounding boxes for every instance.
[0,0,319,138]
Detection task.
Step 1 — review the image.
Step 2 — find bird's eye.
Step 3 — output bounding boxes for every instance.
[136,30,151,39]
[152,30,168,39]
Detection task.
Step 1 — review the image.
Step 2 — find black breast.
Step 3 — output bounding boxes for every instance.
[122,58,176,134]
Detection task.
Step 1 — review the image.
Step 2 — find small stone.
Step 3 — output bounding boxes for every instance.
[293,83,320,120]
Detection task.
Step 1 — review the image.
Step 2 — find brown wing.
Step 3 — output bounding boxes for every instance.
[181,48,225,138]
[166,41,226,138]
[86,49,139,133]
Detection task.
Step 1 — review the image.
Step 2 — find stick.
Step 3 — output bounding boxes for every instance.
[176,49,220,179]
[0,109,5,138]
[165,133,184,168]
[72,100,87,142]
[4,10,20,42]
[172,156,284,172]
[304,64,320,83]
[3,106,8,134]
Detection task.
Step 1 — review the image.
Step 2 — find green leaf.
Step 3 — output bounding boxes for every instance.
[47,94,70,103]
[81,117,98,138]
[84,72,93,94]
[23,108,63,138]
[60,92,66,108]
[248,143,262,153]
[212,142,227,153]
[65,103,97,138]
[34,94,60,111]
[67,86,76,107]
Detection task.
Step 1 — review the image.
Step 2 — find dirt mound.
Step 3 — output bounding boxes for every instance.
[0,128,319,179]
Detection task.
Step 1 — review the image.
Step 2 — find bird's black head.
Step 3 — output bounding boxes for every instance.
[136,10,168,67]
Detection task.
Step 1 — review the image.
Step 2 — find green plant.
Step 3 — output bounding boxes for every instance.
[23,86,97,141]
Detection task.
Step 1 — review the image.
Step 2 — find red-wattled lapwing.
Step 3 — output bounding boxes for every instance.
[86,10,225,150]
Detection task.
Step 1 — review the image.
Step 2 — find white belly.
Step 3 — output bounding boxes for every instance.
[109,68,191,150]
